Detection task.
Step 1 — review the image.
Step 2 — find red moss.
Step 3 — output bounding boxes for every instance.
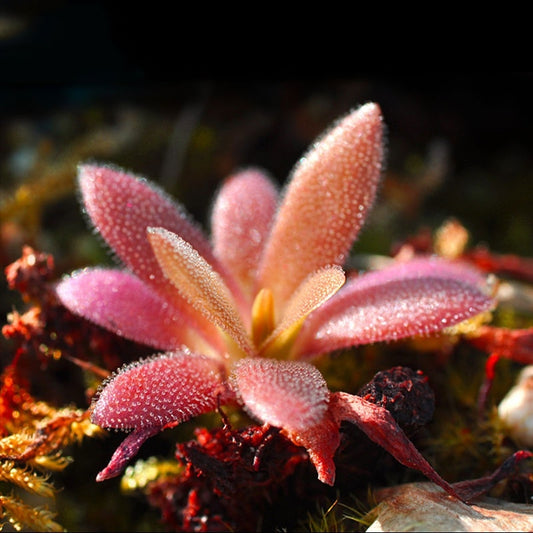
[147,421,312,532]
[465,246,533,283]
[0,362,34,436]
[145,368,440,531]
[393,221,533,283]
[2,247,152,398]
[468,326,533,365]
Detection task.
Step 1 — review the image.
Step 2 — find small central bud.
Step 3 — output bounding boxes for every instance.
[251,288,275,347]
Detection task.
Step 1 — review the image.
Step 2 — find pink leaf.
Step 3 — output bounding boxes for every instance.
[258,103,384,315]
[91,349,227,480]
[273,266,345,335]
[347,256,491,290]
[329,392,462,500]
[452,450,533,502]
[231,358,340,484]
[230,358,329,432]
[293,258,494,359]
[260,265,345,357]
[147,227,255,356]
[95,427,159,482]
[91,349,225,432]
[284,410,341,486]
[211,168,278,300]
[79,164,213,294]
[78,164,244,329]
[55,268,213,353]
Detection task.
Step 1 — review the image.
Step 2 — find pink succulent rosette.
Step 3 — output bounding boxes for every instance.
[56,103,494,497]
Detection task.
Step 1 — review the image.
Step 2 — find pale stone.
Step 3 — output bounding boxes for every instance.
[366,482,533,532]
[498,365,533,447]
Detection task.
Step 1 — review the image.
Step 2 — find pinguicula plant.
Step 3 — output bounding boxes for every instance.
[55,103,495,499]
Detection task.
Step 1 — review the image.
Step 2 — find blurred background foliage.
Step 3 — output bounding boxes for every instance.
[2,69,531,331]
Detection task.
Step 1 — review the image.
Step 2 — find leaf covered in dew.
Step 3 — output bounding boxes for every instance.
[258,103,384,314]
[211,168,279,300]
[91,350,224,432]
[260,265,345,356]
[329,392,462,500]
[78,164,215,294]
[147,227,254,355]
[230,358,330,432]
[56,267,199,351]
[293,257,495,359]
[77,163,227,339]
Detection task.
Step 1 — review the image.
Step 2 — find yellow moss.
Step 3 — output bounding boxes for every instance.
[0,494,64,532]
[443,311,494,337]
[120,457,183,494]
[434,218,470,259]
[32,454,72,472]
[0,461,55,499]
[0,394,102,532]
[0,433,33,458]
